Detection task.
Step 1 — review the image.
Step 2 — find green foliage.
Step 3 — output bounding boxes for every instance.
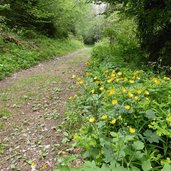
[0,108,12,118]
[56,161,136,171]
[91,17,145,66]
[63,49,171,170]
[82,15,105,45]
[0,34,83,80]
[73,2,109,45]
[94,0,171,66]
[0,0,87,38]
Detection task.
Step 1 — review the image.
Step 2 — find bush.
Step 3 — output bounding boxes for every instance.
[91,18,145,66]
[65,58,171,170]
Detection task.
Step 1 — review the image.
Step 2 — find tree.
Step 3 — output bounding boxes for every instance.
[93,0,171,66]
[0,0,84,38]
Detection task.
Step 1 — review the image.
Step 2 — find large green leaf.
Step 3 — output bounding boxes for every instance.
[143,130,160,143]
[133,141,144,150]
[142,160,151,171]
[161,164,171,171]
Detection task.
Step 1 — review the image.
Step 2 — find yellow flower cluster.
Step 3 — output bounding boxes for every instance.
[71,74,84,85]
[152,77,161,84]
[107,88,115,95]
[89,114,123,126]
[76,77,84,85]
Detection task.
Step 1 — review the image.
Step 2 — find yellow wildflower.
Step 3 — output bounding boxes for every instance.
[79,80,84,85]
[112,99,118,105]
[122,87,127,93]
[110,119,117,125]
[107,89,115,95]
[144,90,149,95]
[99,87,104,91]
[111,70,116,74]
[124,77,128,82]
[134,96,139,100]
[73,135,79,140]
[129,127,136,134]
[111,73,115,77]
[152,78,160,84]
[137,89,142,94]
[94,76,98,80]
[69,96,72,100]
[136,76,140,80]
[74,94,78,98]
[101,114,108,120]
[117,72,122,76]
[72,74,76,78]
[118,115,122,120]
[91,89,95,94]
[89,117,95,123]
[125,105,131,110]
[77,77,81,81]
[116,78,120,83]
[128,92,134,98]
[129,80,134,84]
[31,162,35,166]
[164,77,170,81]
[41,164,47,170]
[107,78,114,83]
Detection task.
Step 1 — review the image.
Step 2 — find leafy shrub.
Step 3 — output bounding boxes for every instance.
[91,40,124,64]
[65,59,171,170]
[91,17,145,66]
[19,29,38,39]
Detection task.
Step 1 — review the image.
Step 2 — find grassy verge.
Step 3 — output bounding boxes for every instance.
[0,35,83,80]
[58,46,171,170]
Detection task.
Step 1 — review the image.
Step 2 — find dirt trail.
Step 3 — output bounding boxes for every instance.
[0,48,90,171]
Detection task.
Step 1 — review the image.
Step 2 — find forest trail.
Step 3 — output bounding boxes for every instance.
[0,48,90,171]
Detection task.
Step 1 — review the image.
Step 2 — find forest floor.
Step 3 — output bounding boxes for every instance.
[0,48,90,171]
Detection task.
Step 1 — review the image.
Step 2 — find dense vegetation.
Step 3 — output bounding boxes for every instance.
[62,51,171,170]
[56,1,171,171]
[0,0,81,38]
[0,0,171,170]
[0,0,98,80]
[95,0,171,66]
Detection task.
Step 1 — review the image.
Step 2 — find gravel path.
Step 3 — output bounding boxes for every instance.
[0,48,90,171]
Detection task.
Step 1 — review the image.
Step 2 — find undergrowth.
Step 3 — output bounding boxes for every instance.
[58,44,171,170]
[0,33,83,80]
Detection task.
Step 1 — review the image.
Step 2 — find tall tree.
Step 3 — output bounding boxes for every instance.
[0,0,84,38]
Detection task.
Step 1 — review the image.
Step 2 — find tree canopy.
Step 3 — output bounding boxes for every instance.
[94,0,171,66]
[0,0,93,38]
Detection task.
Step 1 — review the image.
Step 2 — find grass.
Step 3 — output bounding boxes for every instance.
[0,34,84,80]
[0,108,12,118]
